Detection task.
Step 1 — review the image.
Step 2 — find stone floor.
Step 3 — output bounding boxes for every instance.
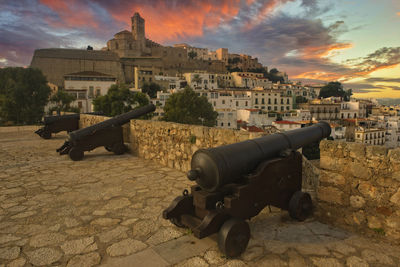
[0,126,399,267]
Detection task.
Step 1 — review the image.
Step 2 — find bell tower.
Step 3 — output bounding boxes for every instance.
[131,12,145,42]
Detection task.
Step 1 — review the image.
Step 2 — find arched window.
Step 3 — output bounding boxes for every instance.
[115,43,119,49]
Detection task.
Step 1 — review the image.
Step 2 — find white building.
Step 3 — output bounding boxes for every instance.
[340,101,367,119]
[183,72,218,90]
[216,109,237,129]
[252,90,293,112]
[272,120,302,131]
[355,127,386,146]
[237,109,275,126]
[64,71,116,113]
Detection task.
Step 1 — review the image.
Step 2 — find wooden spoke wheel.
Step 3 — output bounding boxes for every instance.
[218,218,250,258]
[289,191,313,221]
[42,131,51,139]
[68,147,84,161]
[112,143,126,155]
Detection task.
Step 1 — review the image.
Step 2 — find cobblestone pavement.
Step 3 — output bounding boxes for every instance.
[0,126,399,267]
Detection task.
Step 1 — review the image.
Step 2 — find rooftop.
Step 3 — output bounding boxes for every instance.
[0,126,399,266]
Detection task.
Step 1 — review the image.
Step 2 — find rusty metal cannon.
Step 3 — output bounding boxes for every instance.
[163,122,331,257]
[35,114,80,139]
[57,104,155,161]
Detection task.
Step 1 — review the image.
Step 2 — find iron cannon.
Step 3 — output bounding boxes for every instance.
[163,122,331,257]
[57,104,155,161]
[35,114,80,139]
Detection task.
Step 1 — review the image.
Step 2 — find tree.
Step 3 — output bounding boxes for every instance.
[319,81,352,101]
[93,84,149,116]
[0,67,51,125]
[188,51,197,59]
[192,74,202,88]
[49,89,78,114]
[295,96,308,104]
[163,86,217,127]
[265,68,285,83]
[141,82,161,98]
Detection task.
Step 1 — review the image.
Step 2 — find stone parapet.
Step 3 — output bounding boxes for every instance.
[129,120,266,172]
[317,140,400,244]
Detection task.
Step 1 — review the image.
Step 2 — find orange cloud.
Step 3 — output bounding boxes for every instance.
[301,43,353,59]
[244,0,293,29]
[397,12,400,16]
[108,1,241,43]
[40,0,99,29]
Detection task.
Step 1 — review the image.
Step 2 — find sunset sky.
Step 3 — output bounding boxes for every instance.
[0,0,399,98]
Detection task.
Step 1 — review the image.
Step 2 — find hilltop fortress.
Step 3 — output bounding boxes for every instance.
[30,12,263,87]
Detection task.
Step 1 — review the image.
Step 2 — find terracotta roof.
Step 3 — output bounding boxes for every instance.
[273,120,301,124]
[241,125,264,132]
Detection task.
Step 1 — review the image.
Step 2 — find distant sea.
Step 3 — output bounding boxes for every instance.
[376,98,400,106]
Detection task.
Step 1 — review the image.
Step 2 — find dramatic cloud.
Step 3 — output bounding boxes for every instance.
[0,0,398,91]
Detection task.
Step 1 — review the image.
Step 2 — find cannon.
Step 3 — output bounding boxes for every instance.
[35,114,80,139]
[163,122,331,257]
[57,104,155,161]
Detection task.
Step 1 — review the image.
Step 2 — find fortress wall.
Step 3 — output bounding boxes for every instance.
[317,140,400,243]
[31,57,124,87]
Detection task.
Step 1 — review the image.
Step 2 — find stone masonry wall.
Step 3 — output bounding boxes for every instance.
[317,140,400,243]
[129,120,268,173]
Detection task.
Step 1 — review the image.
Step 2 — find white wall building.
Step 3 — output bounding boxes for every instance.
[183,72,218,90]
[340,101,367,119]
[64,71,116,113]
[216,109,237,129]
[237,109,275,126]
[272,120,302,131]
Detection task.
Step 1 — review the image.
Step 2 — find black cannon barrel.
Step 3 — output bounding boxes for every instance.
[188,122,331,192]
[43,114,80,124]
[68,104,155,141]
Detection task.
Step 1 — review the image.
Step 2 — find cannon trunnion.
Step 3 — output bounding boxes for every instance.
[163,122,331,257]
[57,104,155,161]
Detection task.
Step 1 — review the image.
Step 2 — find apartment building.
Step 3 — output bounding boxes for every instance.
[355,127,386,145]
[63,71,116,113]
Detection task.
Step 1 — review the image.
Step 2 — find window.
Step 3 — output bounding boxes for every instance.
[255,99,258,104]
[274,99,277,104]
[268,106,271,110]
[274,106,278,111]
[281,99,284,104]
[228,122,231,126]
[96,89,101,96]
[221,122,224,126]
[281,106,284,111]
[287,99,290,104]
[222,100,226,104]
[268,99,271,104]
[236,101,238,106]
[245,101,248,106]
[88,86,94,98]
[262,99,265,104]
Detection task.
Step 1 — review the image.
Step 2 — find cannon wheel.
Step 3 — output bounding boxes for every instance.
[112,143,126,155]
[42,131,51,139]
[69,147,84,161]
[104,146,112,152]
[218,218,250,258]
[289,191,312,221]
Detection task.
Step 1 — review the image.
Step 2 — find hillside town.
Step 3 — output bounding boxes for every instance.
[30,12,400,149]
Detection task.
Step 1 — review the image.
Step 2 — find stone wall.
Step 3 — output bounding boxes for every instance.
[129,120,270,172]
[317,140,400,243]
